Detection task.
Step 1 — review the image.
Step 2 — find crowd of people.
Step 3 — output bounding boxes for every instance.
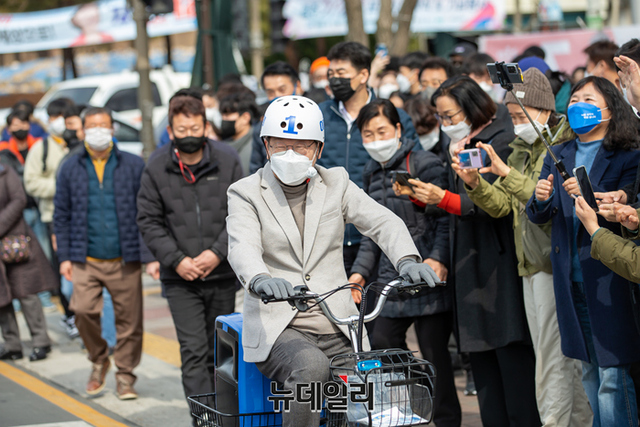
[2,35,640,427]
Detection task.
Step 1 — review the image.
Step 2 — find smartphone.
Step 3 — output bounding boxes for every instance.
[458,148,483,169]
[391,171,414,189]
[573,165,599,212]
[375,43,388,58]
[487,62,524,86]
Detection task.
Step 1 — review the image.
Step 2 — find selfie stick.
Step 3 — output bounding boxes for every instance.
[490,61,570,181]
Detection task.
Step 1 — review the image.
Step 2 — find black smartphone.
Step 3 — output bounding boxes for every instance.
[487,62,524,86]
[573,166,599,212]
[391,171,414,189]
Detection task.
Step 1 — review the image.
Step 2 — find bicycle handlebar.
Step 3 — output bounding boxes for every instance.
[260,278,441,326]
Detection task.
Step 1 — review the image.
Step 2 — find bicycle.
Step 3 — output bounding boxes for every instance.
[189,278,438,427]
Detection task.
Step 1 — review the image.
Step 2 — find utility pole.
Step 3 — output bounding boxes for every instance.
[132,0,155,160]
[201,0,215,88]
[250,0,263,80]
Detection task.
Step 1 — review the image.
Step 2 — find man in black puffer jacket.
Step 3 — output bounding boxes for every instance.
[136,94,243,407]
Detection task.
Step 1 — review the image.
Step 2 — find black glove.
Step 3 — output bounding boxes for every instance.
[397,258,440,288]
[251,275,295,300]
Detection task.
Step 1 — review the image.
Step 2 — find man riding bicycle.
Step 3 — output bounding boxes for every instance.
[226,95,439,426]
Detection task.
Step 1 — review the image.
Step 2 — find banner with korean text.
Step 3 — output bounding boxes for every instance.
[283,0,506,40]
[0,0,196,54]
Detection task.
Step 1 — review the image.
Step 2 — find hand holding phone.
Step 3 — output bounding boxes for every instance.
[392,171,414,189]
[573,166,598,212]
[457,148,483,169]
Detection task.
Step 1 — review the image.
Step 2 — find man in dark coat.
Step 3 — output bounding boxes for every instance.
[54,107,150,400]
[136,94,243,407]
[316,41,419,275]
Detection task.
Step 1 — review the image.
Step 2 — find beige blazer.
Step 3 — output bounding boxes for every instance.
[226,163,421,363]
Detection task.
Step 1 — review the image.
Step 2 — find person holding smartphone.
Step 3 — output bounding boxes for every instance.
[395,76,539,426]
[451,68,592,426]
[527,76,640,426]
[348,99,461,427]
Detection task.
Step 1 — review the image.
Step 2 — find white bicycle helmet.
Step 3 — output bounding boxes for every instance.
[260,95,325,143]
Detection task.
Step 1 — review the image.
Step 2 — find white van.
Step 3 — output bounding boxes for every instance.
[35,66,191,127]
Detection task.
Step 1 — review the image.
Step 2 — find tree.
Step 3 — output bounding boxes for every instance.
[345,0,419,54]
[344,0,368,48]
[390,0,418,56]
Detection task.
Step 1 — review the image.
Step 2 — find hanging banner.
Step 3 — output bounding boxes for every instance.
[478,27,635,74]
[283,0,506,40]
[0,0,196,54]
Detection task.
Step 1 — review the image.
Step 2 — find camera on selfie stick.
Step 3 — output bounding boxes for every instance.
[487,61,570,181]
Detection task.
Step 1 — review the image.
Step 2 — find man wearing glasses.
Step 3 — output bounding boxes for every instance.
[226,95,439,427]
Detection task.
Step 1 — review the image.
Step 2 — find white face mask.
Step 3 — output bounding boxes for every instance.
[49,116,66,137]
[313,79,329,89]
[363,133,400,163]
[206,108,222,129]
[270,149,318,186]
[441,119,471,144]
[396,73,412,93]
[514,111,547,145]
[84,127,113,151]
[478,81,499,101]
[378,84,400,100]
[419,128,440,151]
[514,122,545,145]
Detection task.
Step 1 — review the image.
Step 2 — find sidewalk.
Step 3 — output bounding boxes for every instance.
[1,275,482,427]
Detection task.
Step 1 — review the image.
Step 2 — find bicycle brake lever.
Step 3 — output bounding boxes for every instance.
[289,285,310,312]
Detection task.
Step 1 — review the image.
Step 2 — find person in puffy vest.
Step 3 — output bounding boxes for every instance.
[54,107,152,401]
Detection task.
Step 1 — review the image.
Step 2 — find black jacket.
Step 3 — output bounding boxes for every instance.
[137,140,243,284]
[442,104,531,352]
[351,138,451,317]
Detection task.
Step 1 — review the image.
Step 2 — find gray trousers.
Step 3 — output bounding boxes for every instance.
[0,294,51,351]
[256,327,352,427]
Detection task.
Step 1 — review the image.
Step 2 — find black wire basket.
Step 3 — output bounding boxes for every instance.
[188,393,283,427]
[326,349,436,426]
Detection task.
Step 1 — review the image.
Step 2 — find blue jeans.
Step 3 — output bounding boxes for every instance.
[101,288,116,348]
[60,276,116,348]
[572,282,638,427]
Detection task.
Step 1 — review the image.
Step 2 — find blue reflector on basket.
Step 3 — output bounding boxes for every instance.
[357,359,382,371]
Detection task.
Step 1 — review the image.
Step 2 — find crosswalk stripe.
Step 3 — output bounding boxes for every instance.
[11,422,93,427]
[142,332,181,368]
[0,361,130,427]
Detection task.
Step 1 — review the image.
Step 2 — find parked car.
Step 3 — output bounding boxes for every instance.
[35,66,191,127]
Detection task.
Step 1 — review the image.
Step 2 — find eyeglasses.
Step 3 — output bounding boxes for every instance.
[421,80,443,89]
[268,141,317,155]
[435,110,463,125]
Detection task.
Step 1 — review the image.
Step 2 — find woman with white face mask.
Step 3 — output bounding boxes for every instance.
[349,98,461,426]
[398,75,542,426]
[451,68,593,427]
